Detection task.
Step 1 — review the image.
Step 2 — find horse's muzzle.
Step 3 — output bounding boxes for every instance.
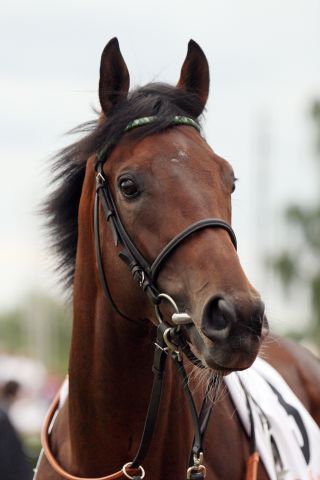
[198,294,268,371]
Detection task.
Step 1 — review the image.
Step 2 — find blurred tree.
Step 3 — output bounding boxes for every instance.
[268,100,320,346]
[0,310,26,352]
[0,293,71,374]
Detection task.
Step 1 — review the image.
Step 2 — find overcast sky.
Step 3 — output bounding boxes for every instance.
[1,0,320,330]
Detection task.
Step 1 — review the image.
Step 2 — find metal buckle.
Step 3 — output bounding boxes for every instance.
[96,172,106,185]
[163,328,180,355]
[122,462,145,479]
[186,453,206,479]
[154,342,169,354]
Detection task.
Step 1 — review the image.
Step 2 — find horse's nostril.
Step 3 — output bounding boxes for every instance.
[251,302,266,335]
[201,297,236,342]
[201,296,266,342]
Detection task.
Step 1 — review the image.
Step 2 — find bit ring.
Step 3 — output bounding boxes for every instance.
[155,293,179,323]
[122,462,145,479]
[163,327,180,352]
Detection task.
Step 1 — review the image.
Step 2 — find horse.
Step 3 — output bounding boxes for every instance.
[35,38,320,480]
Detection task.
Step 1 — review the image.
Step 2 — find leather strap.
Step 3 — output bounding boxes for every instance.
[41,388,140,480]
[131,324,208,474]
[96,165,152,277]
[188,376,215,469]
[131,323,169,468]
[245,452,260,480]
[94,193,133,321]
[171,352,203,456]
[150,218,237,281]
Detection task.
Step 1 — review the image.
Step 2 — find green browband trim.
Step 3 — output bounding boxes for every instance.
[125,115,201,132]
[97,115,200,164]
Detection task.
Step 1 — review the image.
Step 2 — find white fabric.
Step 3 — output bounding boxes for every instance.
[225,357,320,480]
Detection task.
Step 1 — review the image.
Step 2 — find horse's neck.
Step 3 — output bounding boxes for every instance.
[68,290,194,476]
[66,172,195,475]
[68,290,150,469]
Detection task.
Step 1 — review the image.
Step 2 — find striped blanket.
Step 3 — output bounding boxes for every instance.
[225,357,320,480]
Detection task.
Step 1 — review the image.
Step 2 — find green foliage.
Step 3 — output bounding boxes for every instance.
[269,100,320,346]
[0,309,26,352]
[268,251,297,290]
[286,205,320,251]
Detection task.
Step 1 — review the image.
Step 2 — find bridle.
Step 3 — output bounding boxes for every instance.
[94,115,237,323]
[95,115,237,477]
[40,116,259,480]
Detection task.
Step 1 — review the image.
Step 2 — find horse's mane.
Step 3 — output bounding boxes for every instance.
[45,83,204,290]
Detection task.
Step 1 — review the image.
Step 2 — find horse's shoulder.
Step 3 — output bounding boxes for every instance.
[261,335,320,425]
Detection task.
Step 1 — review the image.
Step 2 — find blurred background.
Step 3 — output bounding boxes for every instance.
[1,0,320,476]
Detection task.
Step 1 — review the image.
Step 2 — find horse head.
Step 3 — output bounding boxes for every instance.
[78,38,268,375]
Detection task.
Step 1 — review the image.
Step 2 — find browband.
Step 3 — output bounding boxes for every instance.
[96,115,200,166]
[125,115,201,132]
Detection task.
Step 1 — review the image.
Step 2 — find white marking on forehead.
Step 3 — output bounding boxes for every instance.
[171,144,189,163]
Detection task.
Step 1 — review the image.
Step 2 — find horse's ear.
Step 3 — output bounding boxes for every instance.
[99,37,130,114]
[177,40,210,116]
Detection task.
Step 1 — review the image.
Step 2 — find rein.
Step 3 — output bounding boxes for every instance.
[40,115,259,480]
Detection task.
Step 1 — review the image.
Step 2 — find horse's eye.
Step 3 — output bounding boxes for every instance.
[118,177,140,199]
